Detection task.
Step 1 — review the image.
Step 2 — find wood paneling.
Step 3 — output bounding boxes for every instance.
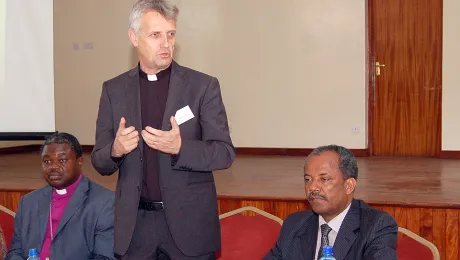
[406,208,421,235]
[235,148,369,157]
[0,190,29,212]
[0,145,370,157]
[370,0,442,156]
[0,145,94,155]
[367,0,376,155]
[440,151,460,159]
[0,145,41,155]
[421,208,434,242]
[446,210,459,260]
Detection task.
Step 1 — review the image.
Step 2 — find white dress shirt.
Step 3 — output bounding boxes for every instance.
[314,202,352,259]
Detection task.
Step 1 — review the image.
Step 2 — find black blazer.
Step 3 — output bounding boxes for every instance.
[264,199,398,260]
[91,61,235,257]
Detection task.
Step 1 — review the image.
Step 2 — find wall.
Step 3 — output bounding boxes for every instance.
[442,0,460,151]
[53,0,136,145]
[0,141,42,148]
[41,0,459,151]
[171,0,367,148]
[52,0,367,148]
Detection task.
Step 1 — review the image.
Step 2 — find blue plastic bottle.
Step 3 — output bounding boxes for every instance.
[26,248,40,260]
[319,245,336,260]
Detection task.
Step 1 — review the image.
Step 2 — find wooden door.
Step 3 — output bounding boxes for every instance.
[369,0,442,156]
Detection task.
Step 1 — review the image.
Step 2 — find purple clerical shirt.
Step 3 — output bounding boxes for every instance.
[39,174,82,259]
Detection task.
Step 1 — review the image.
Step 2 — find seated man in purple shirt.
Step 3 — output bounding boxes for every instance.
[5,132,115,260]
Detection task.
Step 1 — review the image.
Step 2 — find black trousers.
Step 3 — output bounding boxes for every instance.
[115,209,216,260]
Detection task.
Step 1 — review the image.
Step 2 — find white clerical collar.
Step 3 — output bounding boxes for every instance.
[147,74,158,81]
[55,188,67,195]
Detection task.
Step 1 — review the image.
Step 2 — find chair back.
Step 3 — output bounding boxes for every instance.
[0,205,16,249]
[218,206,283,260]
[397,227,440,260]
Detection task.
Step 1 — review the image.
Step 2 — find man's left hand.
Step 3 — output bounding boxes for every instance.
[141,116,182,154]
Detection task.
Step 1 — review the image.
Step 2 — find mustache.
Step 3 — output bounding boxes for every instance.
[308,192,327,201]
[48,171,62,176]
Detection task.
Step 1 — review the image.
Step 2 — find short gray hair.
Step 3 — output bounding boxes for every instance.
[304,145,358,180]
[129,0,179,33]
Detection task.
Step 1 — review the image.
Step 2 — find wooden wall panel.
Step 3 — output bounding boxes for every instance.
[406,208,421,235]
[218,199,243,215]
[433,209,446,260]
[218,199,275,216]
[0,190,29,212]
[394,207,407,228]
[274,201,310,220]
[420,208,434,242]
[2,190,459,259]
[445,210,459,260]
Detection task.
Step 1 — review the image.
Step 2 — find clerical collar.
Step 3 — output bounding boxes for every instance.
[53,174,82,196]
[56,189,67,195]
[138,64,172,81]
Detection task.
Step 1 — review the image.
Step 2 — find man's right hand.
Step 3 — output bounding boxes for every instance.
[111,117,139,157]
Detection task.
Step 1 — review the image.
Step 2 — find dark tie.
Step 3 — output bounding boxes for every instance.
[317,223,332,259]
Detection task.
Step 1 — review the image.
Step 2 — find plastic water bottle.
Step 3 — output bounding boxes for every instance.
[319,245,336,260]
[27,248,40,260]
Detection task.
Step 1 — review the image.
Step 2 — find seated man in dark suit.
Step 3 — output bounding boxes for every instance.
[264,145,397,260]
[5,133,115,260]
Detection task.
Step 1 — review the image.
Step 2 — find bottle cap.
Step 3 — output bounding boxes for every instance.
[323,245,333,256]
[29,248,39,256]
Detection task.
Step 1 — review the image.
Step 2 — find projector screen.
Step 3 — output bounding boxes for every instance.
[0,0,55,140]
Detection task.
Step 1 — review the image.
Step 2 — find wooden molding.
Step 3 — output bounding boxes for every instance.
[0,145,94,155]
[82,145,94,153]
[0,145,370,157]
[0,145,41,155]
[440,150,460,159]
[236,148,369,157]
[367,0,376,156]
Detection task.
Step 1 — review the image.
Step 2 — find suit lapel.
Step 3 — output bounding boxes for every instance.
[333,200,360,260]
[162,61,187,131]
[54,176,89,237]
[38,186,52,245]
[125,67,144,156]
[300,214,319,260]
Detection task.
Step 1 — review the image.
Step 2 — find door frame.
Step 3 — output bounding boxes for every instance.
[367,0,376,155]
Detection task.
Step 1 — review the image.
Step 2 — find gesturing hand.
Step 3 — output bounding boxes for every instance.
[111,117,139,157]
[141,116,181,155]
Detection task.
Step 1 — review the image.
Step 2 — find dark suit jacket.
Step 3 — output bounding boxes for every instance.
[91,61,235,256]
[264,199,398,260]
[5,176,115,260]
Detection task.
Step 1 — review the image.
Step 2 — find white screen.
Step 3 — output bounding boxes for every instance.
[0,0,55,134]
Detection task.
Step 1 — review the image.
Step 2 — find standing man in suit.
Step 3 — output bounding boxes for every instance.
[91,0,235,259]
[264,145,397,260]
[6,132,115,260]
